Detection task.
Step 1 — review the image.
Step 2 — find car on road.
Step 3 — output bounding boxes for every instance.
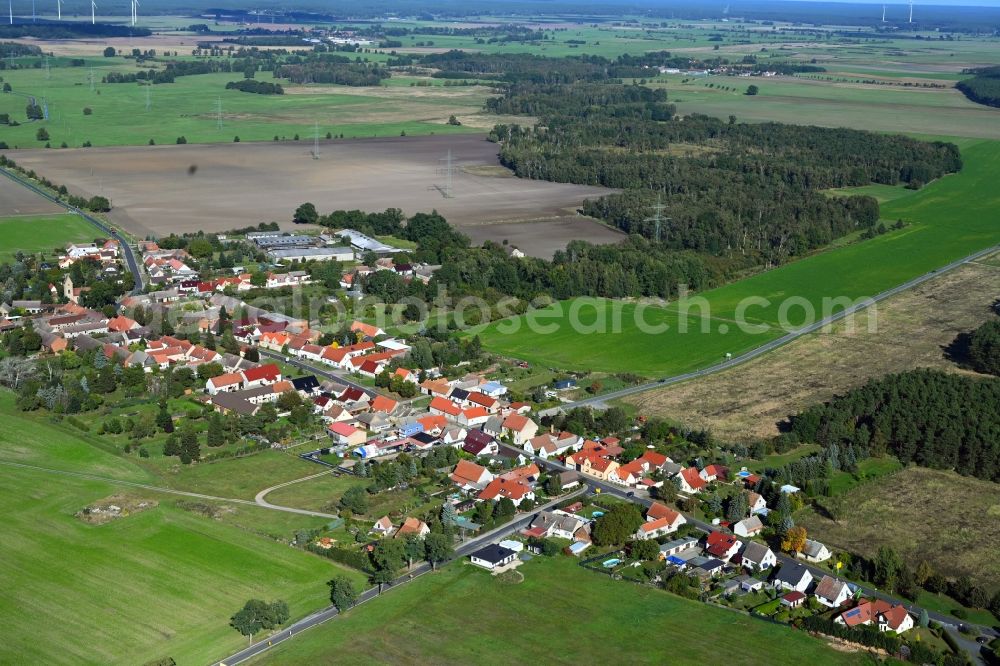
[626,491,635,497]
[976,635,990,644]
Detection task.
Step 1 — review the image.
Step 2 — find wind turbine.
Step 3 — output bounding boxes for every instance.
[881,5,886,22]
[908,0,913,24]
[8,0,12,25]
[130,0,138,26]
[90,0,95,24]
[56,0,61,20]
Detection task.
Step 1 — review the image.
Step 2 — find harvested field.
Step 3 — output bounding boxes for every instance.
[796,467,1000,588]
[0,176,63,216]
[624,256,1000,440]
[11,134,617,258]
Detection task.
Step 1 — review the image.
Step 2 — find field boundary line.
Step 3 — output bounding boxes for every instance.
[0,459,339,519]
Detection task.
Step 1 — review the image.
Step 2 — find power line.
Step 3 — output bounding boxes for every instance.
[311,120,320,159]
[216,96,223,130]
[435,149,454,198]
[643,193,670,243]
[144,83,151,111]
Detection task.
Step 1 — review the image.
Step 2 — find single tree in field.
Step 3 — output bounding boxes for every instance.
[746,84,759,96]
[230,599,288,644]
[293,202,319,225]
[328,576,358,612]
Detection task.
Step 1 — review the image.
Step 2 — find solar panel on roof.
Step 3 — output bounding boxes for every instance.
[845,609,861,617]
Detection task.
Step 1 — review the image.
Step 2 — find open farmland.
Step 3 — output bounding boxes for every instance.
[796,467,1000,589]
[0,213,100,262]
[7,134,619,256]
[477,138,1000,374]
[251,556,867,666]
[666,75,1000,140]
[624,256,1000,440]
[0,63,485,148]
[0,175,65,216]
[0,393,366,666]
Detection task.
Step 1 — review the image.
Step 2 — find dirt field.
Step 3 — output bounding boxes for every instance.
[0,176,64,216]
[625,256,1000,440]
[10,134,618,257]
[796,467,1000,587]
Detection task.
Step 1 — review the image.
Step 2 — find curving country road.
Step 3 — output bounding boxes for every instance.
[253,469,338,517]
[0,166,145,294]
[541,243,1000,416]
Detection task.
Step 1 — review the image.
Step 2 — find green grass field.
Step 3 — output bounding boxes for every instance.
[0,393,367,664]
[0,213,99,262]
[251,556,868,666]
[478,139,1000,374]
[0,66,482,148]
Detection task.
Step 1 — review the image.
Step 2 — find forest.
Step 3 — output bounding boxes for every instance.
[225,79,284,95]
[786,369,1000,482]
[957,66,1000,108]
[299,206,723,304]
[968,316,1000,376]
[486,79,960,269]
[273,56,389,86]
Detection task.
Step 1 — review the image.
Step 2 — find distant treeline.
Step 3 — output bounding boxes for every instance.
[787,369,1000,483]
[103,60,233,85]
[0,41,42,57]
[956,66,1000,108]
[483,69,959,268]
[274,56,388,86]
[0,22,150,39]
[225,79,284,94]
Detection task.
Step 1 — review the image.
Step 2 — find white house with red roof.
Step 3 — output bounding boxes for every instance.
[206,371,244,395]
[635,513,685,540]
[328,421,366,447]
[705,531,741,561]
[676,467,707,494]
[242,363,282,389]
[449,460,494,491]
[429,396,463,418]
[700,464,728,482]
